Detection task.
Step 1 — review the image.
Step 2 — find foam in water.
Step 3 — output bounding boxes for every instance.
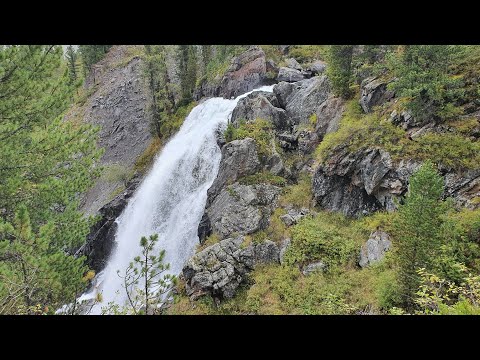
[79,85,274,314]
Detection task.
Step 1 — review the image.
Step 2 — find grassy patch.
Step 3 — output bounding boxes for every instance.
[259,45,283,64]
[279,174,313,209]
[238,171,286,187]
[288,45,328,63]
[160,102,197,140]
[134,137,162,173]
[315,99,480,171]
[283,211,367,268]
[112,46,145,68]
[196,233,221,252]
[224,118,275,159]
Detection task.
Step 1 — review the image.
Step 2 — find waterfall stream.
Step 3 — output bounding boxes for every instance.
[78,85,273,314]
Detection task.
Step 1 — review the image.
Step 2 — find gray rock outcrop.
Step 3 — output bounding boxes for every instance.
[302,261,327,275]
[230,91,289,131]
[359,77,395,113]
[182,236,280,300]
[359,231,392,268]
[206,183,281,240]
[277,67,306,83]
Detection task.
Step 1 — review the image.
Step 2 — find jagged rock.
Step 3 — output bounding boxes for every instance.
[359,231,392,268]
[214,123,227,148]
[444,169,480,209]
[206,138,261,205]
[183,236,279,300]
[302,261,327,275]
[279,45,291,54]
[77,46,153,217]
[76,176,141,272]
[279,238,291,265]
[273,81,295,108]
[266,152,285,176]
[359,77,395,113]
[276,76,331,125]
[315,96,345,137]
[307,60,326,75]
[277,67,306,82]
[312,145,425,216]
[206,183,281,240]
[254,240,280,264]
[286,58,303,71]
[280,208,309,227]
[231,91,289,131]
[297,129,319,154]
[390,110,416,129]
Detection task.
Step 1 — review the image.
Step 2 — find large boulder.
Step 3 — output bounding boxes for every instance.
[277,67,306,83]
[307,60,326,75]
[359,231,392,268]
[286,58,303,71]
[206,183,281,240]
[302,261,327,276]
[280,208,309,227]
[206,138,261,205]
[231,91,290,131]
[182,236,280,300]
[274,76,331,125]
[359,77,395,113]
[312,146,419,216]
[315,96,345,137]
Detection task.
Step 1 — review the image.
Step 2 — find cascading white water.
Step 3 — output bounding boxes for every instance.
[80,85,274,314]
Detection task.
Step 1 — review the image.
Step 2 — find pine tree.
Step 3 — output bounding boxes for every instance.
[65,45,78,84]
[102,234,176,315]
[177,45,197,105]
[79,45,112,73]
[393,161,449,309]
[326,45,355,99]
[144,45,175,137]
[0,45,102,313]
[388,45,463,122]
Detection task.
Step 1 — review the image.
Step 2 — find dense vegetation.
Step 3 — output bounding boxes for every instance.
[0,45,102,314]
[1,44,479,315]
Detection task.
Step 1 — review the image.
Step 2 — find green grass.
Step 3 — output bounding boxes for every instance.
[224,119,275,160]
[283,211,368,268]
[288,45,328,63]
[160,102,197,140]
[315,99,480,171]
[134,137,162,173]
[238,171,286,187]
[279,174,313,209]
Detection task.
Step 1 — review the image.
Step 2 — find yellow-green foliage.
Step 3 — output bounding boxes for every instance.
[260,45,283,64]
[224,118,274,158]
[415,266,480,315]
[309,113,318,127]
[134,137,162,173]
[284,211,368,268]
[288,45,328,63]
[160,102,197,140]
[238,171,286,187]
[358,211,398,234]
[446,117,479,136]
[315,99,480,171]
[279,174,313,209]
[265,208,289,243]
[112,46,145,68]
[196,233,220,252]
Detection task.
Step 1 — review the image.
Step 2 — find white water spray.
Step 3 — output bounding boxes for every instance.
[80,86,273,314]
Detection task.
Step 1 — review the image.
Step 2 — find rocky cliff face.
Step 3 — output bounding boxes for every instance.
[77,45,153,217]
[70,46,154,272]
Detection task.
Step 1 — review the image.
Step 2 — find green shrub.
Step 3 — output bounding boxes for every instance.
[238,172,286,187]
[288,45,328,63]
[279,174,313,209]
[224,118,274,159]
[375,267,402,310]
[284,211,366,268]
[315,99,480,171]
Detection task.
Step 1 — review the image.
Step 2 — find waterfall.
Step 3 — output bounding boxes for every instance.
[79,85,274,314]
